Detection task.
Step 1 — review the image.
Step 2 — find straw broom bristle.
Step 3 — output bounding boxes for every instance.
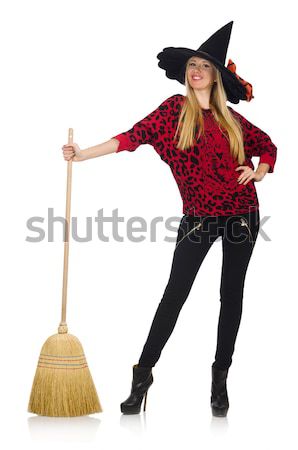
[28,331,102,416]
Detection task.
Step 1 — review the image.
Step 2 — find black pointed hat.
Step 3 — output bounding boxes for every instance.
[156,21,253,104]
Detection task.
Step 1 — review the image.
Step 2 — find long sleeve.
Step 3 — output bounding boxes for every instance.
[111,95,176,153]
[229,107,277,173]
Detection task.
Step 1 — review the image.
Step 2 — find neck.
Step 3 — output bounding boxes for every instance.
[193,88,212,110]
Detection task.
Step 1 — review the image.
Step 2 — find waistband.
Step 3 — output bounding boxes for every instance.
[182,209,260,227]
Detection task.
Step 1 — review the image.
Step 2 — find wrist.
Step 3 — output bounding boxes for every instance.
[257,163,270,176]
[255,170,266,181]
[256,169,266,177]
[80,149,90,161]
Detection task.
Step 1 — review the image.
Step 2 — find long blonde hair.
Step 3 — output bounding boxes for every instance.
[174,61,246,165]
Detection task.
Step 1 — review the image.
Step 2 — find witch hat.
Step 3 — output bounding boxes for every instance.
[156,21,253,104]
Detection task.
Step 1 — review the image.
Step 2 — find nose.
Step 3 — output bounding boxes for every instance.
[191,66,203,75]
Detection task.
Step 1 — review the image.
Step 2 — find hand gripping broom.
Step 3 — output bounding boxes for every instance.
[28,128,102,416]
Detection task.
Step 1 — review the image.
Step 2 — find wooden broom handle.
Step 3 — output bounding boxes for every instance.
[58,128,73,334]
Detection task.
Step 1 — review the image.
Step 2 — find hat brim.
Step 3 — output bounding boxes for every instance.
[157,47,247,104]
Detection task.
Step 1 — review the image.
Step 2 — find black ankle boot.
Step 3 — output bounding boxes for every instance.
[120,364,153,414]
[211,363,229,417]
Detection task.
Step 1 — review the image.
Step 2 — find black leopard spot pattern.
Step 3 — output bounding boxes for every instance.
[112,94,277,216]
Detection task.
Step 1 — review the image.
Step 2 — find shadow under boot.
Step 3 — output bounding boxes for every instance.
[120,364,153,414]
[211,363,229,417]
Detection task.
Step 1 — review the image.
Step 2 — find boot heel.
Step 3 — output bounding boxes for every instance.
[143,390,148,412]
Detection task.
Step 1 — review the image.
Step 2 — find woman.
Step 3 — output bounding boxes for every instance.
[62,21,277,417]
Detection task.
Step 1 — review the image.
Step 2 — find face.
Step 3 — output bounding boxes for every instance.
[186,56,216,90]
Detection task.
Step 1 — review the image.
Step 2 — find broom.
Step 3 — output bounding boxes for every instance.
[28,128,102,416]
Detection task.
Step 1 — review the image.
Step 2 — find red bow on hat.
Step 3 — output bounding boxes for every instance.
[227,59,254,102]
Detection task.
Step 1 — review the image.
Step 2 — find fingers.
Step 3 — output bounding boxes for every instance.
[239,177,250,185]
[62,144,75,161]
[236,166,254,184]
[238,173,254,185]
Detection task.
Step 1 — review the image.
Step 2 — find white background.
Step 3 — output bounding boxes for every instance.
[1,0,296,449]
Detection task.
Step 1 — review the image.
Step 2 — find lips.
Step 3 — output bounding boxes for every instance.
[192,76,203,80]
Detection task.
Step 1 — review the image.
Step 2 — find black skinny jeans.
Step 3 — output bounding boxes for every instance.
[138,209,260,370]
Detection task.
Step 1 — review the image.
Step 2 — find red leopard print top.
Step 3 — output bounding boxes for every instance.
[111,94,277,216]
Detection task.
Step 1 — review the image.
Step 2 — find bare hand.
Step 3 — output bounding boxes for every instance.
[62,143,85,162]
[235,166,264,184]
